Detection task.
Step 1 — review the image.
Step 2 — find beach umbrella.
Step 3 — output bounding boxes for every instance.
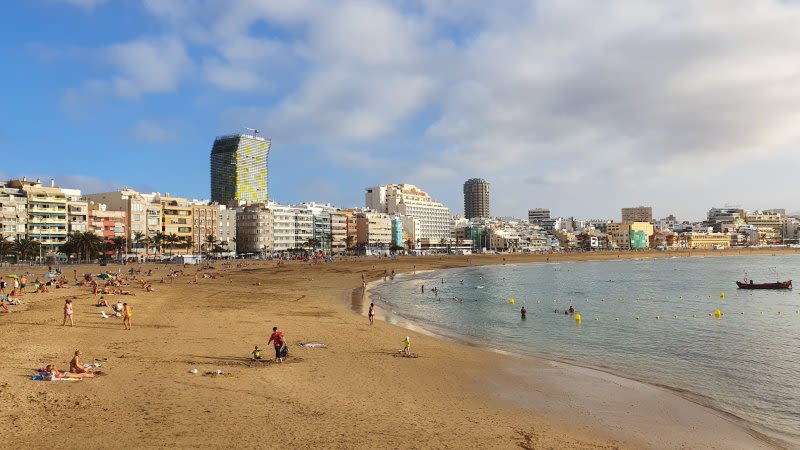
[98,274,111,280]
[43,273,57,278]
[6,274,19,279]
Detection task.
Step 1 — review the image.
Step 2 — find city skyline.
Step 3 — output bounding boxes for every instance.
[3,1,800,220]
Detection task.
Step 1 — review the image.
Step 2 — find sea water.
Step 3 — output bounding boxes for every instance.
[368,254,800,445]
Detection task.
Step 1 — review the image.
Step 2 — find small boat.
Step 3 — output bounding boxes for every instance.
[736,280,792,290]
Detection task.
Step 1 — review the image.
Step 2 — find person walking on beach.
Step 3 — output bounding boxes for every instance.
[401,336,411,355]
[0,278,6,295]
[62,299,74,326]
[368,303,375,325]
[122,303,132,330]
[268,326,287,363]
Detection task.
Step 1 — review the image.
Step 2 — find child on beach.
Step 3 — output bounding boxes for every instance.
[62,299,74,326]
[401,336,411,355]
[368,303,375,325]
[251,345,263,360]
[122,303,132,330]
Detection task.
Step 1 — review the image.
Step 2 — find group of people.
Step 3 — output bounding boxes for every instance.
[39,350,100,380]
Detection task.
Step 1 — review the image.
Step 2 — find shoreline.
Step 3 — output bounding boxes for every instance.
[361,251,793,449]
[1,249,794,449]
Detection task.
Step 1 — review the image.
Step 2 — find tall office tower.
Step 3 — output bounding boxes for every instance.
[621,206,653,223]
[210,132,271,204]
[463,178,490,219]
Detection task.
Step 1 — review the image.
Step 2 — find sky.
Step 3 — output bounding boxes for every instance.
[2,0,800,221]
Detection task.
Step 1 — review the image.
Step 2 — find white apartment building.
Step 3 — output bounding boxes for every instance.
[365,184,451,242]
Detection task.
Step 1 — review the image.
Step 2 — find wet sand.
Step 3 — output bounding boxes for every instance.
[0,249,789,449]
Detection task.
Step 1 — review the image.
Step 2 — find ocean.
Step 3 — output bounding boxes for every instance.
[367,254,800,446]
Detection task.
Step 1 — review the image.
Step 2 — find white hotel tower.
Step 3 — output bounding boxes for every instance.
[365,184,451,241]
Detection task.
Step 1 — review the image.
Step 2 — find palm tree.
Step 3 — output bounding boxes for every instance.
[111,236,126,262]
[151,232,165,255]
[132,231,147,256]
[0,238,14,265]
[204,234,218,258]
[345,235,355,251]
[14,237,41,262]
[304,237,320,255]
[182,235,194,255]
[166,233,180,255]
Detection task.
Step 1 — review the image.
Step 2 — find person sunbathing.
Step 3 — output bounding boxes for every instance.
[96,297,109,307]
[42,364,95,379]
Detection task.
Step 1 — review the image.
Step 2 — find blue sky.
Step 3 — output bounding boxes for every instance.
[3,0,800,220]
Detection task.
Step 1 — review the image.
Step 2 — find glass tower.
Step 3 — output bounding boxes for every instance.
[210,133,271,204]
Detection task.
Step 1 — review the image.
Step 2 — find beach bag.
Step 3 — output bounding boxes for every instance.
[279,346,288,358]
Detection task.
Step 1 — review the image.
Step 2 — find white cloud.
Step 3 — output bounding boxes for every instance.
[59,0,800,217]
[56,0,109,10]
[106,36,192,98]
[129,120,177,143]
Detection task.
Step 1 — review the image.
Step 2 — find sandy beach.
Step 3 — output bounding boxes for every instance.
[0,249,790,449]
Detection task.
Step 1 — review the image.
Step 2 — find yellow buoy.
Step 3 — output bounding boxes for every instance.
[714,309,722,318]
[720,292,725,299]
[509,297,515,305]
[574,313,582,323]
[656,315,661,319]
[635,316,640,320]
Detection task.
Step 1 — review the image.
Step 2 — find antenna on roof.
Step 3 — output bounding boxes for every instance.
[244,127,260,137]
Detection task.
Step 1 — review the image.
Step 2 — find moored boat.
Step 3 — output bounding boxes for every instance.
[735,280,792,290]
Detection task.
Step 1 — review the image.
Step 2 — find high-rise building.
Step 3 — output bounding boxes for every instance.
[463,178,490,219]
[210,132,271,204]
[621,206,653,223]
[528,208,551,224]
[365,184,451,241]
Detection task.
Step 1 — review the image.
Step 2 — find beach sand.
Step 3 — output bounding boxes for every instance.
[0,249,788,449]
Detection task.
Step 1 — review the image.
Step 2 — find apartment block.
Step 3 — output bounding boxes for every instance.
[160,195,193,240]
[235,204,272,254]
[9,179,68,255]
[88,203,127,239]
[190,202,220,253]
[355,211,393,249]
[0,182,27,241]
[621,206,653,223]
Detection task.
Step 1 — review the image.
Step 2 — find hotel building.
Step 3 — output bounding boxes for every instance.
[365,184,451,242]
[210,132,271,204]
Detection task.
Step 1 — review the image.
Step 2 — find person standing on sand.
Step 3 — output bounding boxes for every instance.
[368,303,375,325]
[122,303,132,330]
[268,326,287,363]
[62,299,74,326]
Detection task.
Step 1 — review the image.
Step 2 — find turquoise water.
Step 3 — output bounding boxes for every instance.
[369,254,800,445]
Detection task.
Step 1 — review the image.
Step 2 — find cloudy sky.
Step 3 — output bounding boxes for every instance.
[2,0,800,221]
